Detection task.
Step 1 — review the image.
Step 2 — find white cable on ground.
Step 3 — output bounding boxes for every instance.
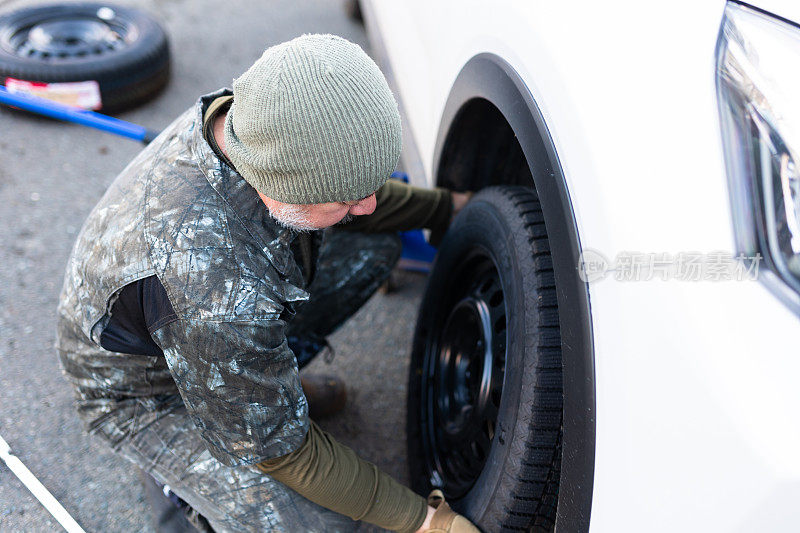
[0,434,87,533]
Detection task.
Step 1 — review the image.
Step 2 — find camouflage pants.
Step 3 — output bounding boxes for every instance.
[112,230,402,532]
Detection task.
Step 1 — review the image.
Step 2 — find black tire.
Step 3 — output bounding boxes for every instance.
[0,3,170,112]
[407,185,563,532]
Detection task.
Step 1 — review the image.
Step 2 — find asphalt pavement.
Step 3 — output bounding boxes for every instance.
[0,1,426,530]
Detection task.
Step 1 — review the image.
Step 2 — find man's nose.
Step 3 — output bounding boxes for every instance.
[348,194,376,216]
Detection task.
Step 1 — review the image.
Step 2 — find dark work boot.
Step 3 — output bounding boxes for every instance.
[300,374,347,418]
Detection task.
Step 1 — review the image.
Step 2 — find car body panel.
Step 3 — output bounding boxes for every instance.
[364,0,800,531]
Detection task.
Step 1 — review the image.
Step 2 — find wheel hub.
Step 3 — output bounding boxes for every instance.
[438,298,493,439]
[7,12,127,60]
[423,254,507,498]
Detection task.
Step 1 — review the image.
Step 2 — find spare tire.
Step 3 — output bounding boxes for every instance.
[0,3,170,112]
[407,185,563,532]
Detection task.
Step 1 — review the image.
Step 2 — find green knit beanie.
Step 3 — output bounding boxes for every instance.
[223,34,402,204]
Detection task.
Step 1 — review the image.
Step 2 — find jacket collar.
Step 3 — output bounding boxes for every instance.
[189,89,302,279]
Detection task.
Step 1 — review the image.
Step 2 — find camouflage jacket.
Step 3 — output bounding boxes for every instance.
[56,89,319,466]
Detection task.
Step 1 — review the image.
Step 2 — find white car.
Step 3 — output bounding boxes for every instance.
[361,1,800,531]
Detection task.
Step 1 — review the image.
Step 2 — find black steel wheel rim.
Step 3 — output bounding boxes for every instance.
[421,249,507,498]
[1,7,133,61]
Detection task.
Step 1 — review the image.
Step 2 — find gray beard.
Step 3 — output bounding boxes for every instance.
[268,203,317,232]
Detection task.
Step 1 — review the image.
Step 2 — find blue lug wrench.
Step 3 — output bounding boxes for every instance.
[0,85,160,144]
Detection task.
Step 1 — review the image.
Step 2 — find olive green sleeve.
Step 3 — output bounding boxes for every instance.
[341,179,453,244]
[256,420,428,533]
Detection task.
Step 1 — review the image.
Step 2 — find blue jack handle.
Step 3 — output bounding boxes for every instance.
[0,85,160,144]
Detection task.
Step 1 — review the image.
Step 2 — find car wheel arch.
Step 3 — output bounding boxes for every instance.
[433,53,596,533]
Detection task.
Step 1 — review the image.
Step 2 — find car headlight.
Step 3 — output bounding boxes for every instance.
[717,1,800,307]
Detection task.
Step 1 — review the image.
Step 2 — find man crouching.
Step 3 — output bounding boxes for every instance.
[56,34,477,532]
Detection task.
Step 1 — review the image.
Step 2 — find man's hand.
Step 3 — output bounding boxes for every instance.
[414,490,481,532]
[415,505,436,533]
[450,191,472,219]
